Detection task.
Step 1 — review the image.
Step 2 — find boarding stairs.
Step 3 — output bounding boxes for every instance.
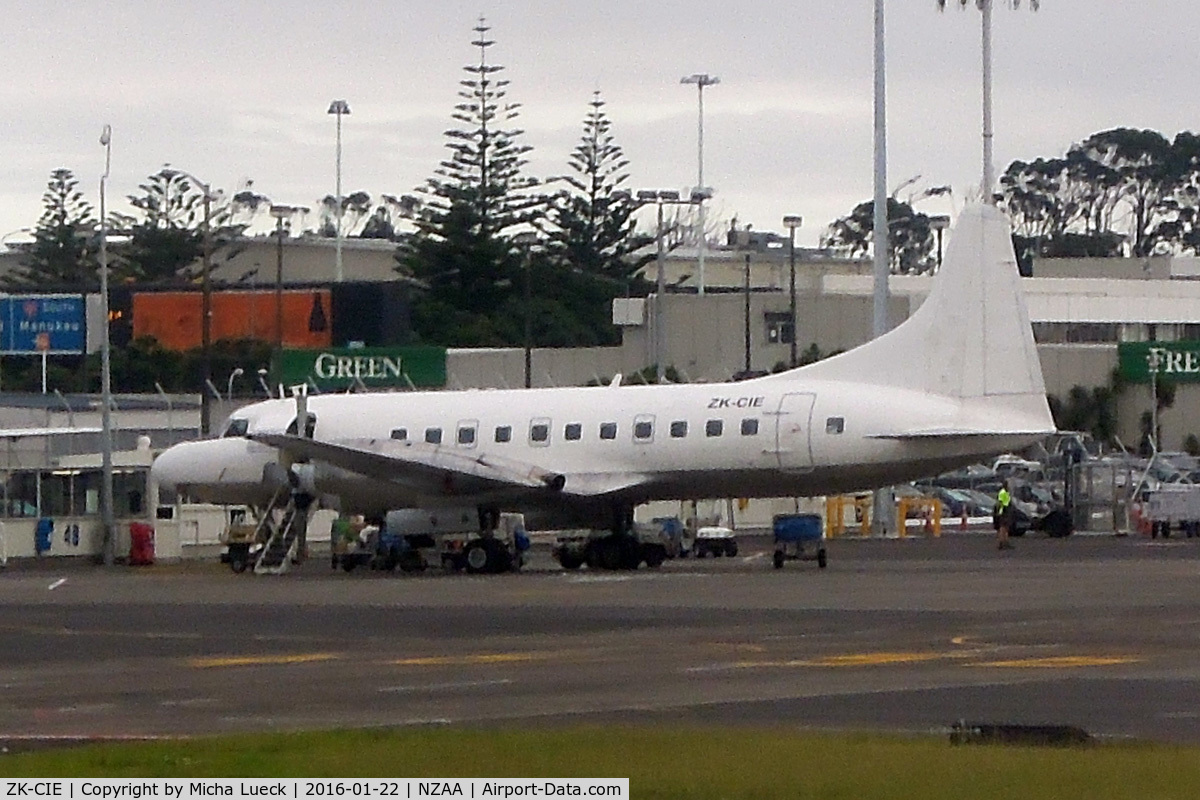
[253,488,306,574]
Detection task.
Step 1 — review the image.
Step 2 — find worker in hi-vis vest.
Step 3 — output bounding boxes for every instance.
[994,482,1015,551]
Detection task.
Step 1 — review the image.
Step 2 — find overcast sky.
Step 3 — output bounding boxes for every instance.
[1,1,1197,249]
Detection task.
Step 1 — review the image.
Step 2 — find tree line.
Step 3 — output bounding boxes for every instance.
[5,19,1199,397]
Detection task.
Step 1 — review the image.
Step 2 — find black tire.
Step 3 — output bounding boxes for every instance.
[341,558,356,573]
[726,541,738,557]
[558,551,584,570]
[596,538,622,570]
[465,541,490,574]
[817,548,828,569]
[695,547,707,559]
[486,539,513,573]
[773,550,785,569]
[643,544,666,569]
[229,551,249,574]
[399,551,426,573]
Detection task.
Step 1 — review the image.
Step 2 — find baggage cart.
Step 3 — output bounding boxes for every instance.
[772,513,826,569]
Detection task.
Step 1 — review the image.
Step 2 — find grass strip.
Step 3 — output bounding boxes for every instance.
[2,726,1199,799]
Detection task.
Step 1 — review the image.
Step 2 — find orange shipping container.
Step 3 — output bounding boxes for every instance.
[132,290,332,351]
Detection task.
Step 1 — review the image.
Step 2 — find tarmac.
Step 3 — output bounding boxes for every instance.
[1,531,1199,748]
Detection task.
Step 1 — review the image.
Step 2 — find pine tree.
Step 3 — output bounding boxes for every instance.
[5,169,99,290]
[399,18,542,344]
[117,168,206,283]
[548,90,652,286]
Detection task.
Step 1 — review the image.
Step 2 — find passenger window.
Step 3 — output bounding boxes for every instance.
[741,418,759,436]
[633,419,654,441]
[495,425,512,443]
[457,425,476,446]
[390,428,408,441]
[826,417,845,434]
[670,420,688,438]
[530,419,550,445]
[425,427,442,444]
[599,422,617,440]
[565,423,582,441]
[706,419,724,437]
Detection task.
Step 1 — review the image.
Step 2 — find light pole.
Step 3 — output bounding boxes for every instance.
[270,205,298,380]
[227,367,243,401]
[98,124,115,567]
[938,0,1040,201]
[743,253,752,375]
[327,100,351,283]
[634,189,700,383]
[783,215,803,368]
[1148,347,1162,454]
[681,73,718,296]
[257,368,273,398]
[512,232,539,388]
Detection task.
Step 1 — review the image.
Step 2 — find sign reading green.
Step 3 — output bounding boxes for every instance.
[1118,341,1200,383]
[279,346,447,390]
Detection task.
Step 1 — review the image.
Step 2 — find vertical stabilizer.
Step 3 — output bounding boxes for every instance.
[793,203,1047,403]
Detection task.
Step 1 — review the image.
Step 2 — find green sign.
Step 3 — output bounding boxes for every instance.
[1118,341,1200,383]
[279,346,447,390]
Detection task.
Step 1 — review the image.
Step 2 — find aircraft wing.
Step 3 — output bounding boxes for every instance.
[252,433,569,497]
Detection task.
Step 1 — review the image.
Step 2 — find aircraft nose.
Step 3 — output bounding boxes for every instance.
[150,441,193,494]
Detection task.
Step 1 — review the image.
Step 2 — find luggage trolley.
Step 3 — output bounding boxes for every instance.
[772,513,827,569]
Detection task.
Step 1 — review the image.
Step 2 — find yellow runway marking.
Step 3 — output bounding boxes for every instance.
[388,652,565,667]
[730,651,949,669]
[189,653,341,668]
[966,656,1142,669]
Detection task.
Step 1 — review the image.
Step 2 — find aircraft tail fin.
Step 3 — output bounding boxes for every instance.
[788,203,1052,428]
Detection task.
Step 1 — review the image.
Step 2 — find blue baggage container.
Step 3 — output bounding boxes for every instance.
[772,513,826,569]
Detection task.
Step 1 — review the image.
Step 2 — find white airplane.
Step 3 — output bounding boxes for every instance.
[152,204,1054,566]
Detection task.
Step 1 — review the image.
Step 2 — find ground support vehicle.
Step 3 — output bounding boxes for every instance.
[441,512,530,574]
[1143,486,1200,538]
[772,513,826,569]
[693,526,738,558]
[553,522,671,570]
[219,522,263,573]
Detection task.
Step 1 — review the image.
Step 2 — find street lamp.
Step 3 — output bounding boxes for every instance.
[512,232,539,388]
[327,99,351,283]
[98,124,115,567]
[227,367,244,401]
[257,368,273,398]
[634,189,700,383]
[929,215,950,269]
[270,205,301,378]
[680,73,719,296]
[783,215,803,368]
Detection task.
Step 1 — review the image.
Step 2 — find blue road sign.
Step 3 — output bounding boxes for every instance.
[0,295,86,354]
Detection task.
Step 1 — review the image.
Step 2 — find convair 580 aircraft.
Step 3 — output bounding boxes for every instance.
[152,204,1055,560]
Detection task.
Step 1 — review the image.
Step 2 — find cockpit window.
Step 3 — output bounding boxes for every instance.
[223,418,249,438]
[285,414,317,438]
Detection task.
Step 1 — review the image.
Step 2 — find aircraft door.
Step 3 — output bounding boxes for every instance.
[775,392,815,471]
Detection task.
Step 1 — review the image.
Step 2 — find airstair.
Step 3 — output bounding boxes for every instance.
[253,487,308,574]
